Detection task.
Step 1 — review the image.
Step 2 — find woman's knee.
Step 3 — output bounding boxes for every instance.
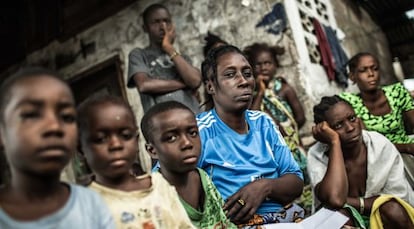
[379,199,413,229]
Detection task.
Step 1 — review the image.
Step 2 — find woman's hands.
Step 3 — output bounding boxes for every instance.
[223,179,268,224]
[312,121,340,145]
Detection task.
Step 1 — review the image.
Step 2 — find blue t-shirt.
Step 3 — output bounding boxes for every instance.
[0,184,115,229]
[196,109,303,214]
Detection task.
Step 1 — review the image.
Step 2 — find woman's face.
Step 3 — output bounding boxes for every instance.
[208,51,255,113]
[351,55,380,92]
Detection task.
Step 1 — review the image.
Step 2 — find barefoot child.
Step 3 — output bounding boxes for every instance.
[0,67,114,228]
[77,95,194,229]
[141,101,236,228]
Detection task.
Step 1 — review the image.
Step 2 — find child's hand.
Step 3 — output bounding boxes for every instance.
[255,75,267,93]
[162,23,176,53]
[312,121,340,145]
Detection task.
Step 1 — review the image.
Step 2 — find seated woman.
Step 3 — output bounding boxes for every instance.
[197,44,304,227]
[339,52,414,154]
[308,95,414,229]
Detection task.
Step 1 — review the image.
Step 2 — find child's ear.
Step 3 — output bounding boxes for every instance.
[145,143,158,160]
[142,24,148,33]
[349,73,356,84]
[206,81,215,95]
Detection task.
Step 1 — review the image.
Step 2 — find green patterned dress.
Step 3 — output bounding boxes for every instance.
[340,83,414,144]
[261,78,307,174]
[179,168,236,229]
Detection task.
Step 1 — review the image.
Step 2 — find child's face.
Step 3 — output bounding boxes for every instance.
[147,108,200,173]
[254,51,277,82]
[0,75,77,176]
[209,51,255,112]
[145,8,172,44]
[325,101,362,146]
[80,103,138,180]
[351,55,380,92]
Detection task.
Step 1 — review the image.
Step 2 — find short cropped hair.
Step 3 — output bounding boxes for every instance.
[0,67,66,123]
[77,94,136,137]
[142,3,170,27]
[313,95,352,124]
[141,101,193,143]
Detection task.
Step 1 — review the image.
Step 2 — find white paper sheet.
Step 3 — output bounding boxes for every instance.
[263,208,348,229]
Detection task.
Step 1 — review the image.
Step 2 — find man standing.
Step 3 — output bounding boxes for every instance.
[128,3,201,113]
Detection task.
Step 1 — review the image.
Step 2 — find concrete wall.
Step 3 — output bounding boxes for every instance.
[331,0,397,86]
[7,0,393,171]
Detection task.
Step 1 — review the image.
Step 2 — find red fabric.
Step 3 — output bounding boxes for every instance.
[312,18,336,81]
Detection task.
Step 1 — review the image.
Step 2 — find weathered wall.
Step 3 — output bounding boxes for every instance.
[8,0,393,171]
[331,0,396,86]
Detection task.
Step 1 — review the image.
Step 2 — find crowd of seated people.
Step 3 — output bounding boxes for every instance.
[0,3,413,229]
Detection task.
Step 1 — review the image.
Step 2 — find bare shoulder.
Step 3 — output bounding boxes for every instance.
[280,80,297,98]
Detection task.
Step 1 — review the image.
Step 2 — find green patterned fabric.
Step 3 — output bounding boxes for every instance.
[261,78,307,174]
[343,204,368,229]
[180,168,236,229]
[340,83,414,144]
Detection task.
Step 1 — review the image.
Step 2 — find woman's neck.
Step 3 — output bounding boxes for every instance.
[215,108,248,134]
[360,88,382,102]
[342,141,364,161]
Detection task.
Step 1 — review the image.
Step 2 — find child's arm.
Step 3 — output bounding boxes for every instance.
[128,47,187,95]
[132,73,187,94]
[161,23,201,89]
[283,83,306,128]
[250,75,267,110]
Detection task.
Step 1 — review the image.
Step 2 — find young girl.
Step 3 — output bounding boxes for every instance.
[244,42,307,167]
[0,67,114,228]
[141,101,236,228]
[245,43,305,128]
[77,94,194,229]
